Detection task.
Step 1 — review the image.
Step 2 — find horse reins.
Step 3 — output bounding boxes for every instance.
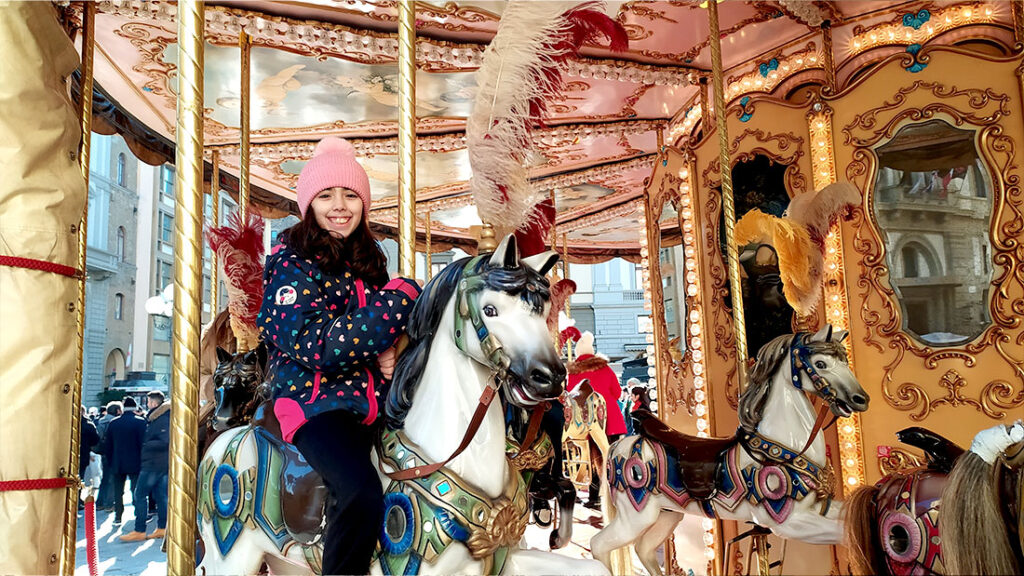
[789,334,841,458]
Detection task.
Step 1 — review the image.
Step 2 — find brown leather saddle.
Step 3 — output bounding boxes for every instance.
[251,401,328,545]
[633,409,737,500]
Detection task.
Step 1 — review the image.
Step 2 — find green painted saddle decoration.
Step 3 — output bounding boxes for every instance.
[375,428,532,575]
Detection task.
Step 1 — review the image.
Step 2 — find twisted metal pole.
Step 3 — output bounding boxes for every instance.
[210,150,219,310]
[168,2,205,573]
[707,0,749,394]
[424,211,432,281]
[63,3,95,572]
[397,0,417,276]
[238,30,251,221]
[821,20,835,94]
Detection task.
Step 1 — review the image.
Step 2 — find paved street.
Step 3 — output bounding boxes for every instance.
[74,494,166,576]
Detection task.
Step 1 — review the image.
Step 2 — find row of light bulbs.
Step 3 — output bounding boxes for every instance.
[808,110,866,493]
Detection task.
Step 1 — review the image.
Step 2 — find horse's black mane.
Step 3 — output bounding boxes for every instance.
[384,255,551,430]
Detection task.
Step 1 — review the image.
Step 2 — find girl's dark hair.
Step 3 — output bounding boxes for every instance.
[279,209,389,287]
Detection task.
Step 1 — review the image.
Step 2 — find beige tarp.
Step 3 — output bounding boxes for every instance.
[0,2,85,573]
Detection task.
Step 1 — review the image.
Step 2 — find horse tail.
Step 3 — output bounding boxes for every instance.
[940,450,1019,575]
[843,483,886,576]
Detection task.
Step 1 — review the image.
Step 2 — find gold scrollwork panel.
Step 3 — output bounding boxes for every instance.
[693,101,814,432]
[829,48,1024,482]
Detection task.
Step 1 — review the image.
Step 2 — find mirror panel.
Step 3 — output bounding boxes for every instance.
[873,120,993,347]
[717,155,793,356]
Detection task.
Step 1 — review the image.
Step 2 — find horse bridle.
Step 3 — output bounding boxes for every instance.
[453,255,512,374]
[788,333,843,458]
[384,256,543,482]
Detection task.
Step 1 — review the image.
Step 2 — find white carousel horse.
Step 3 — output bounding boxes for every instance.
[197,235,609,576]
[591,326,870,576]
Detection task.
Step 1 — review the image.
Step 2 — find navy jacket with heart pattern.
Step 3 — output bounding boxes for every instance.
[258,243,420,443]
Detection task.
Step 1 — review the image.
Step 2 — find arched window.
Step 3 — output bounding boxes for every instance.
[116,226,126,262]
[902,245,920,278]
[114,293,124,320]
[116,153,126,186]
[900,242,938,278]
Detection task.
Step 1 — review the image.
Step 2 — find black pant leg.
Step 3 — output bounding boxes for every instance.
[113,474,127,520]
[293,410,383,575]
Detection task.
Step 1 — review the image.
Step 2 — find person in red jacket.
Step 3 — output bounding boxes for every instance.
[566,331,627,508]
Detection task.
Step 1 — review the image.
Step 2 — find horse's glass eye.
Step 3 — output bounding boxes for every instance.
[814,360,827,370]
[483,305,498,318]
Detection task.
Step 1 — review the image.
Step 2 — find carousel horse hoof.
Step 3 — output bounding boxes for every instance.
[532,497,553,527]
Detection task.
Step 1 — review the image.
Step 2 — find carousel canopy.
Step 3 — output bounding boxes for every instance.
[65,0,1013,259]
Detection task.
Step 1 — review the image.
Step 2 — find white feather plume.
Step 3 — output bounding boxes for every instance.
[467,0,578,234]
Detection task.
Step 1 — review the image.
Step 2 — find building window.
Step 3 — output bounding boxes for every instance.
[116,153,126,187]
[160,165,175,206]
[114,293,124,320]
[152,353,171,387]
[159,211,174,254]
[157,260,173,291]
[116,226,126,261]
[153,316,171,342]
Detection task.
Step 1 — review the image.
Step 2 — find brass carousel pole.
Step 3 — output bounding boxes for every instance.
[707,0,749,392]
[424,211,432,281]
[238,30,251,221]
[821,20,836,93]
[62,3,95,572]
[1014,0,1024,45]
[397,0,417,276]
[707,1,750,574]
[167,2,205,573]
[699,77,711,139]
[210,150,220,309]
[562,232,572,359]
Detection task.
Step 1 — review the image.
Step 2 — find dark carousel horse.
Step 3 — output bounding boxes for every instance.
[844,423,1023,575]
[197,344,268,459]
[503,391,576,550]
[844,427,964,575]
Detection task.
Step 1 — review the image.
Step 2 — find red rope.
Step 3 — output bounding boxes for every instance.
[85,495,99,576]
[0,255,81,278]
[0,477,72,492]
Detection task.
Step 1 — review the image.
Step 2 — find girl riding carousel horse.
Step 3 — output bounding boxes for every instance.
[258,136,421,574]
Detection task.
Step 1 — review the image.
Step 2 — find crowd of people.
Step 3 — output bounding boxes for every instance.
[80,390,171,542]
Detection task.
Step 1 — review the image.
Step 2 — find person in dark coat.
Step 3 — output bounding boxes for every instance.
[258,137,420,574]
[121,391,170,541]
[78,407,100,481]
[93,401,122,510]
[103,396,145,524]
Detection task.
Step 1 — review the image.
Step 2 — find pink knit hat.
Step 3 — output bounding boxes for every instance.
[296,137,371,219]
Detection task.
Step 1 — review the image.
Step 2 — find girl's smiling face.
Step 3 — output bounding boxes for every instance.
[310,187,363,238]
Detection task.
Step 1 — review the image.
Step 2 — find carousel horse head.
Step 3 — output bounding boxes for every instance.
[212,344,267,431]
[740,325,869,431]
[387,234,564,428]
[385,233,565,426]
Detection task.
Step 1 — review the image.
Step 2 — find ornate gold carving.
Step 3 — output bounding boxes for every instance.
[113,22,176,99]
[842,79,1024,420]
[877,445,926,476]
